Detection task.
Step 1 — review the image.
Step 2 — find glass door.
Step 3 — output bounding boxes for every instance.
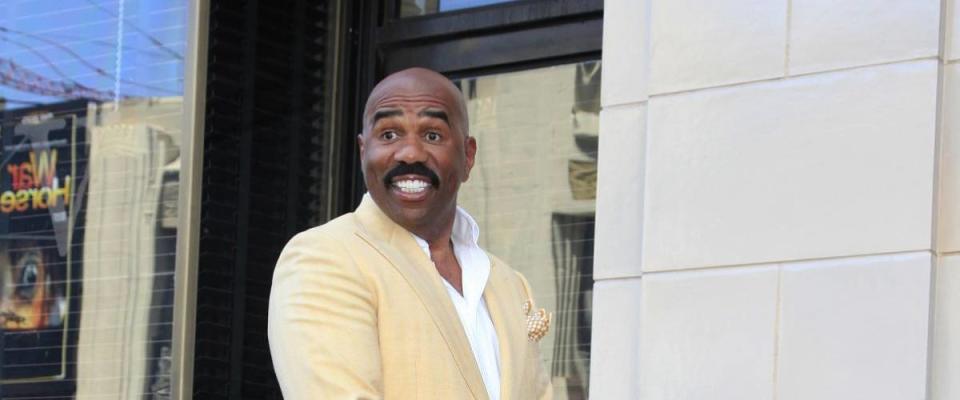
[333,1,603,398]
[455,60,600,399]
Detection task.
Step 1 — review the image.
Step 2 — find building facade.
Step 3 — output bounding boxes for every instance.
[591,0,960,399]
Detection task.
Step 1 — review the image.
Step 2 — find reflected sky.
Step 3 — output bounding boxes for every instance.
[439,0,516,12]
[0,0,186,108]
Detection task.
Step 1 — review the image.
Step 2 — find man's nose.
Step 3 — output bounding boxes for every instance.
[394,136,428,164]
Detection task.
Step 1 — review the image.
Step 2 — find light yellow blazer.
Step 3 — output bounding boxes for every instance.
[268,195,553,400]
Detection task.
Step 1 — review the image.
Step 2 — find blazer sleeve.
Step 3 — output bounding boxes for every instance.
[516,271,555,400]
[268,229,383,400]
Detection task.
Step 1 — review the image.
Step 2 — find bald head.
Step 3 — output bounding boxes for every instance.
[363,68,469,137]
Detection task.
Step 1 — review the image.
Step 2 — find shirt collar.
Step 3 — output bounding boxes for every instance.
[452,205,481,247]
[411,206,481,251]
[410,206,490,305]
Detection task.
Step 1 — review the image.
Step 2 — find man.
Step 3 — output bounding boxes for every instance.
[268,68,552,399]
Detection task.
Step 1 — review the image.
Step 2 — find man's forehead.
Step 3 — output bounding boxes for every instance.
[366,95,460,126]
[373,67,458,92]
[363,68,469,131]
[369,83,460,109]
[369,105,451,127]
[366,97,455,126]
[370,95,455,111]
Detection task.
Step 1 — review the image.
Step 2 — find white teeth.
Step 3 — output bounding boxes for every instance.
[394,179,430,193]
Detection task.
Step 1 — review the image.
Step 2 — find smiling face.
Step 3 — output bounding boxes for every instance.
[358,68,477,239]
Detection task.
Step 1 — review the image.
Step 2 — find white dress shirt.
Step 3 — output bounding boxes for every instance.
[412,207,501,400]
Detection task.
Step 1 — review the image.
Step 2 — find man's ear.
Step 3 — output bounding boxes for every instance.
[357,133,365,155]
[463,135,477,181]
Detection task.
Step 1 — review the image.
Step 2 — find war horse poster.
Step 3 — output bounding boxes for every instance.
[0,100,88,397]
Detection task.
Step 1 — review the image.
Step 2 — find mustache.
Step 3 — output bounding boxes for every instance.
[383,162,440,188]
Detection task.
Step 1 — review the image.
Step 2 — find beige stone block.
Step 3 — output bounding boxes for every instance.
[939,63,960,252]
[777,252,930,400]
[588,278,642,400]
[789,0,940,74]
[644,60,937,271]
[946,0,960,61]
[602,0,649,106]
[649,0,786,94]
[932,254,960,400]
[594,104,646,279]
[639,266,778,400]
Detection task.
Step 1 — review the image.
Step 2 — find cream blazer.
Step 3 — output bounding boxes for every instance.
[268,195,553,399]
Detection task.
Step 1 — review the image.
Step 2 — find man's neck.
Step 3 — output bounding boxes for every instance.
[431,237,463,295]
[410,207,463,295]
[408,206,457,247]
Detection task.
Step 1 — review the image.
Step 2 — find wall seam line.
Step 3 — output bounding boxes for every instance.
[926,255,940,400]
[639,85,651,274]
[601,100,649,111]
[593,275,644,283]
[784,0,792,77]
[928,1,950,394]
[933,0,949,259]
[641,249,935,276]
[649,56,938,99]
[772,265,783,400]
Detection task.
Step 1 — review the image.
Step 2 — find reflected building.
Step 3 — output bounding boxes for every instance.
[0,0,188,398]
[74,98,180,400]
[0,97,181,399]
[457,61,600,399]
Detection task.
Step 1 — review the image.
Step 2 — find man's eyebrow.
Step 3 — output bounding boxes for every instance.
[418,109,450,126]
[370,108,403,125]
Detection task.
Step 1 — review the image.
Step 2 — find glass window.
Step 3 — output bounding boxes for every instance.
[399,0,518,17]
[0,1,188,398]
[455,60,600,399]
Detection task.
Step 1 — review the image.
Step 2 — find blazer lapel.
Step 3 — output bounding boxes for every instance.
[353,195,489,400]
[484,256,526,400]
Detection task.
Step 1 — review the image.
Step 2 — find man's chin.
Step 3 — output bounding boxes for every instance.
[371,189,431,221]
[385,206,435,232]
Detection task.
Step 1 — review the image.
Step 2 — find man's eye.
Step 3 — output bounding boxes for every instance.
[381,131,398,140]
[425,131,441,142]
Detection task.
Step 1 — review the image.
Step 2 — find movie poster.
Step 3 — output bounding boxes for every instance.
[0,101,87,393]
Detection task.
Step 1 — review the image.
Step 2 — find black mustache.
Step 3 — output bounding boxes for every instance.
[383,162,440,188]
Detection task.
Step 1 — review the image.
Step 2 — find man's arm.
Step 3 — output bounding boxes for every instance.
[268,230,382,399]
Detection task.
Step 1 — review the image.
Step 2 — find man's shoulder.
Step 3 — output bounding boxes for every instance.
[274,212,370,280]
[290,211,359,240]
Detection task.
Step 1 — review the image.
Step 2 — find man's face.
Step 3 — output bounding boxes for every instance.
[358,69,477,234]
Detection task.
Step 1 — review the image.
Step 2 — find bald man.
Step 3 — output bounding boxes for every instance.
[268,68,553,400]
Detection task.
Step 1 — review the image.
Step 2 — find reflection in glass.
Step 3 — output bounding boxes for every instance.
[400,0,518,17]
[0,1,187,399]
[456,60,600,400]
